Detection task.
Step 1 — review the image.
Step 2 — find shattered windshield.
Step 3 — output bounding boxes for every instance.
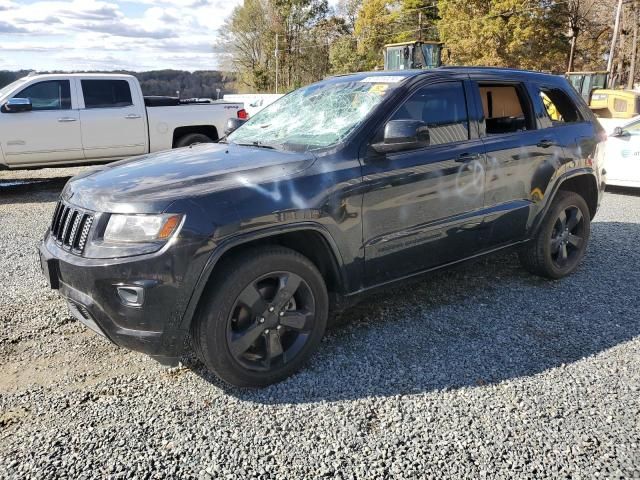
[227,77,404,151]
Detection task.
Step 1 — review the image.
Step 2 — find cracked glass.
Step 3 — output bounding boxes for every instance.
[227,78,400,152]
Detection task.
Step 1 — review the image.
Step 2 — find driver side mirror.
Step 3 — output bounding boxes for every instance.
[224,117,247,136]
[372,119,430,154]
[612,126,629,138]
[1,98,32,113]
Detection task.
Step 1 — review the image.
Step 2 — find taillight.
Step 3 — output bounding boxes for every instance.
[237,108,248,120]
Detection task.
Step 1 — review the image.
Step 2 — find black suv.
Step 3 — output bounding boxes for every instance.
[40,68,606,387]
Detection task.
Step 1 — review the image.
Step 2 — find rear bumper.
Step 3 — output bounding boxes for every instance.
[38,233,206,358]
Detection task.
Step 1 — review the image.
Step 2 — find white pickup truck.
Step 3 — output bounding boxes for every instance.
[0,73,245,169]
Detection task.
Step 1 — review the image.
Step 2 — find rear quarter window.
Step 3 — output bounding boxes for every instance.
[539,87,583,124]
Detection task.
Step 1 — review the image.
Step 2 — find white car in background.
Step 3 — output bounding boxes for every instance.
[605,116,640,188]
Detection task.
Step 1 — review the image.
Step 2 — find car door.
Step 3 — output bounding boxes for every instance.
[0,79,83,165]
[607,119,640,185]
[78,78,147,159]
[468,78,566,247]
[361,79,487,286]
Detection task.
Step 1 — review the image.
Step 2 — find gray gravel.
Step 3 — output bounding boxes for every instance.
[1,168,639,479]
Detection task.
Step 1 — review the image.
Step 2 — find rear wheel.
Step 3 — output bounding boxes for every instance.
[175,133,214,148]
[193,247,328,387]
[519,190,590,279]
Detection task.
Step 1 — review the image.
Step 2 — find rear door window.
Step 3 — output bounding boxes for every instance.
[81,80,133,109]
[539,87,583,124]
[477,83,534,135]
[15,80,71,111]
[390,81,469,145]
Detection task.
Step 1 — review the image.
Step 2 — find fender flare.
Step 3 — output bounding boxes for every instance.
[178,222,347,331]
[529,167,598,237]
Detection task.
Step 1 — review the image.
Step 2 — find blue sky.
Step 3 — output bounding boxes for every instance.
[0,0,241,71]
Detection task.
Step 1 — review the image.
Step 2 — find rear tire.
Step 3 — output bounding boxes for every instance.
[193,246,328,387]
[519,190,590,279]
[175,133,214,148]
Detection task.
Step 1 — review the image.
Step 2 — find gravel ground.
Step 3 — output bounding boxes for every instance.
[0,168,639,479]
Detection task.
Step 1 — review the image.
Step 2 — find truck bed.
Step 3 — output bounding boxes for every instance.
[144,96,230,107]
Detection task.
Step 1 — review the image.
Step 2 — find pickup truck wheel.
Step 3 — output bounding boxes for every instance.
[518,190,590,279]
[193,247,328,387]
[175,133,214,148]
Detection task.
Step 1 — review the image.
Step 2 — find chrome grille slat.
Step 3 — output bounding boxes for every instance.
[49,201,94,256]
[51,202,63,231]
[61,210,75,246]
[55,207,70,241]
[77,216,93,252]
[66,212,82,250]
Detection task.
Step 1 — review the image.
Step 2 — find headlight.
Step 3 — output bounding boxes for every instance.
[104,214,182,243]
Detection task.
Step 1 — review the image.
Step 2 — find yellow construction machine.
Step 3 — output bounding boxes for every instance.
[382,41,443,70]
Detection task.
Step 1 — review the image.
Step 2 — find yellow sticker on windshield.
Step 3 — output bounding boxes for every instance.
[369,83,389,96]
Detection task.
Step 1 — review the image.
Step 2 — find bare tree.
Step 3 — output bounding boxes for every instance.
[627,0,638,89]
[564,0,600,72]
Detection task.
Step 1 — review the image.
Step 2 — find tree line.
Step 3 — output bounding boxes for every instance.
[0,70,237,98]
[221,0,639,92]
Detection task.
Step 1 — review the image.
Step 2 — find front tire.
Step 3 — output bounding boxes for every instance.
[193,247,328,387]
[519,190,591,279]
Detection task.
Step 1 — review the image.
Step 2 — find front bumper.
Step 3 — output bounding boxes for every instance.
[38,232,205,358]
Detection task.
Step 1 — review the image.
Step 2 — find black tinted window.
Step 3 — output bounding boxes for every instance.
[82,80,133,109]
[15,80,71,111]
[391,82,469,145]
[540,88,582,124]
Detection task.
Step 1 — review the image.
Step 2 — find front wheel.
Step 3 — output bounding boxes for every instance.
[193,247,328,387]
[519,190,591,279]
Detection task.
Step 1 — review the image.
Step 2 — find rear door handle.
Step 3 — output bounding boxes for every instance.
[456,152,481,163]
[57,117,77,122]
[537,139,556,148]
[124,114,141,119]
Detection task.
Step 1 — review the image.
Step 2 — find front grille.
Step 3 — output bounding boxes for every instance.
[50,201,94,255]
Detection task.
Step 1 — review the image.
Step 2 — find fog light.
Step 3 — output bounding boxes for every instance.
[116,285,145,307]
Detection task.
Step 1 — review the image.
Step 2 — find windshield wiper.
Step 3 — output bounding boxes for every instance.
[234,141,277,150]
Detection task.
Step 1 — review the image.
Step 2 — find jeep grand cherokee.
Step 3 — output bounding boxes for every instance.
[40,68,607,387]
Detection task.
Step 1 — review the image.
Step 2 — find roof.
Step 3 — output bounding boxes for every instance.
[566,71,609,75]
[329,66,563,83]
[21,73,136,80]
[384,41,443,47]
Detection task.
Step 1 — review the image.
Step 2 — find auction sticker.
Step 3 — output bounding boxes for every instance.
[368,84,390,95]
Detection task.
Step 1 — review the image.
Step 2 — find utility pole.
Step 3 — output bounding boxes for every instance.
[629,0,638,90]
[275,33,279,94]
[418,12,422,42]
[607,0,624,88]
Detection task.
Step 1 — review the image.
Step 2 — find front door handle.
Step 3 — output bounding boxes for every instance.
[456,153,481,163]
[57,117,77,122]
[124,114,141,119]
[537,139,556,148]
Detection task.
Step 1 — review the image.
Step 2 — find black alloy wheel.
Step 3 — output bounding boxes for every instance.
[549,205,586,269]
[193,247,328,387]
[518,190,591,279]
[227,271,316,371]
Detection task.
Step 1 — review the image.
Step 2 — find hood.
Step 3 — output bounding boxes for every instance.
[62,143,317,213]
